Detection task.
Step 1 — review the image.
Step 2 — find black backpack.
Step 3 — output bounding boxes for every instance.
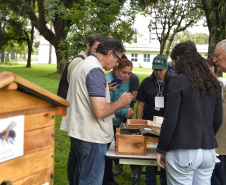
[57,55,85,99]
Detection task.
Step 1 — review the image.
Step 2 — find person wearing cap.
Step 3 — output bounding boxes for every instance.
[136,55,170,185]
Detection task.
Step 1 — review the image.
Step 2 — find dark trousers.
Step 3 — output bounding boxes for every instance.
[67,144,77,185]
[211,155,225,185]
[103,126,117,185]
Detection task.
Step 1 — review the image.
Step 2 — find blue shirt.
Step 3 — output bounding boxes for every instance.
[106,72,130,127]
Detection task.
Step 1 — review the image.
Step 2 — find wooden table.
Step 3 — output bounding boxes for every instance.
[106,141,165,185]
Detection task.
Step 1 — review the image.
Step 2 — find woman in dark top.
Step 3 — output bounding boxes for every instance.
[157,42,223,185]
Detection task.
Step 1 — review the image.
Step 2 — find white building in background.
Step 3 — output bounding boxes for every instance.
[37,13,208,67]
[124,13,208,69]
[37,36,56,64]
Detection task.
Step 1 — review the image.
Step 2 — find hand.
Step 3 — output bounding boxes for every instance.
[108,81,118,91]
[126,108,134,118]
[118,92,133,108]
[156,152,166,169]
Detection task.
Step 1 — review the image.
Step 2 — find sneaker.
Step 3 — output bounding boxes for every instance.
[130,167,138,181]
[113,164,123,177]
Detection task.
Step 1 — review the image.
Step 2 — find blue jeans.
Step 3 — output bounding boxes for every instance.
[70,137,108,185]
[165,149,215,185]
[145,166,167,185]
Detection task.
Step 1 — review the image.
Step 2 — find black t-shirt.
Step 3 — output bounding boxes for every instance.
[136,75,170,120]
[129,73,140,108]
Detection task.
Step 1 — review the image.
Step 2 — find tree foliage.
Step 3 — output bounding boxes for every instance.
[140,0,204,58]
[201,0,226,57]
[0,3,33,65]
[0,0,138,73]
[58,0,137,59]
[170,31,209,54]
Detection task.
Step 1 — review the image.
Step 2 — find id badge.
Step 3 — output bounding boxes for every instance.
[155,96,164,108]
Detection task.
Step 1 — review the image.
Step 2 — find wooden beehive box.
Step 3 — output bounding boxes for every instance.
[0,71,69,185]
[126,119,161,130]
[116,128,147,156]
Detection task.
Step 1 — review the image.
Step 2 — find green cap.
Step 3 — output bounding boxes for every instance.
[185,40,196,46]
[152,55,167,70]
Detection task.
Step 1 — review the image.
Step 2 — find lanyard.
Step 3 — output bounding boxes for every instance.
[156,78,165,97]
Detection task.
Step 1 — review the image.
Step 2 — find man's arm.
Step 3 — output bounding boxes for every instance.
[136,101,144,119]
[90,92,133,119]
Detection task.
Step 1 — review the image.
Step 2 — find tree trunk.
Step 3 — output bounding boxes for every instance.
[26,0,35,68]
[5,53,9,64]
[23,51,26,59]
[55,40,66,73]
[1,51,4,63]
[48,44,52,64]
[165,33,177,58]
[201,0,226,57]
[11,52,15,59]
[26,43,32,67]
[48,23,53,64]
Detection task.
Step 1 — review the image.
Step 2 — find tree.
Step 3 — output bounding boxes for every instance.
[0,3,10,63]
[140,0,204,58]
[201,0,226,57]
[190,33,209,45]
[58,0,137,60]
[0,0,74,73]
[1,0,138,73]
[0,2,35,66]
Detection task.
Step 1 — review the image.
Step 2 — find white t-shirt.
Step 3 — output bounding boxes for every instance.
[218,77,226,89]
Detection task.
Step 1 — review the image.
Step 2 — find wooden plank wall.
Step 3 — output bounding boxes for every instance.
[0,96,56,185]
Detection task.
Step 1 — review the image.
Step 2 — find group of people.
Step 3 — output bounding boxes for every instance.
[58,32,226,185]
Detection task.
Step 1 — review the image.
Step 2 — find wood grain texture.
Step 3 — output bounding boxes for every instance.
[126,119,161,130]
[12,167,54,185]
[126,124,151,129]
[0,72,14,89]
[24,126,55,154]
[0,90,54,114]
[0,146,54,182]
[3,82,18,90]
[24,111,55,131]
[0,107,56,119]
[55,106,67,116]
[127,119,149,125]
[116,128,147,156]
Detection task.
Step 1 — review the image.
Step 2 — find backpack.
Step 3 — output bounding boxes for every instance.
[57,55,85,99]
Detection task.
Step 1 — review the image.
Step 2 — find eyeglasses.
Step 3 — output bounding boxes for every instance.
[113,52,121,63]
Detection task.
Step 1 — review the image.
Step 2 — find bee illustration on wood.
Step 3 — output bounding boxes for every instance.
[0,121,17,144]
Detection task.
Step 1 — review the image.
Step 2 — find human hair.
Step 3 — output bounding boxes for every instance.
[216,39,226,53]
[112,59,133,78]
[96,37,125,55]
[121,54,128,59]
[87,33,105,47]
[205,57,217,73]
[170,42,220,96]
